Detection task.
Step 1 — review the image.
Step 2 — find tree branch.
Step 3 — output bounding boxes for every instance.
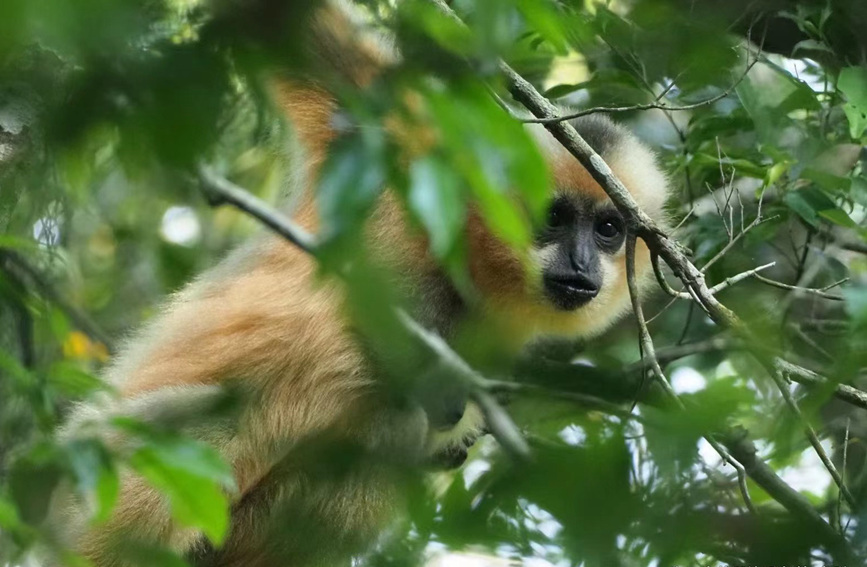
[196,165,531,461]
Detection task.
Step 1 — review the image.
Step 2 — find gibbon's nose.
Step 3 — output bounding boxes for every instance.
[543,272,600,310]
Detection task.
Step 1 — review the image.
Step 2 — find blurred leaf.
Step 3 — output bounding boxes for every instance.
[114,418,235,544]
[839,66,867,139]
[408,155,466,259]
[128,446,231,545]
[63,438,119,524]
[48,361,107,397]
[425,81,549,248]
[8,446,63,525]
[0,495,23,530]
[801,166,851,193]
[0,348,34,388]
[792,39,835,56]
[737,62,820,145]
[515,0,571,54]
[818,208,857,228]
[0,235,41,253]
[119,544,192,567]
[845,287,867,330]
[783,186,837,227]
[543,83,583,100]
[113,418,235,488]
[317,128,387,245]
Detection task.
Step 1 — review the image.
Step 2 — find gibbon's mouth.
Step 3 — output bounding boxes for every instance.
[543,274,600,311]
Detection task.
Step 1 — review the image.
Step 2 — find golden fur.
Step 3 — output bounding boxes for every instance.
[48,2,670,566]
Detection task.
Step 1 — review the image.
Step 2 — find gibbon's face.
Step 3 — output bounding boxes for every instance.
[465,115,669,345]
[535,194,627,311]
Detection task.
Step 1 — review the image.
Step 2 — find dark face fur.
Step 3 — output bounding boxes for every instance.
[536,194,627,311]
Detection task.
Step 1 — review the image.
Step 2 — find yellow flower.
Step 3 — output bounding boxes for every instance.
[63,331,110,363]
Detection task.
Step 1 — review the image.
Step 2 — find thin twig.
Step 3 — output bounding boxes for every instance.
[788,323,834,363]
[713,442,757,514]
[622,336,733,376]
[484,379,646,425]
[671,207,695,233]
[753,274,845,300]
[520,46,760,125]
[838,418,851,533]
[820,278,849,292]
[707,262,775,295]
[627,234,757,513]
[769,369,856,509]
[700,202,770,274]
[654,255,775,299]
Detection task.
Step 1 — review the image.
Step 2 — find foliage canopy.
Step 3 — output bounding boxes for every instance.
[1,0,867,566]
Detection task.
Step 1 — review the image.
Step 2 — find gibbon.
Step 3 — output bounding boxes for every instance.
[48,2,670,566]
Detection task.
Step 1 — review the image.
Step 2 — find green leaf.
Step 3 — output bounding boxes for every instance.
[408,155,466,259]
[112,419,236,488]
[818,208,857,228]
[839,66,867,139]
[8,447,64,525]
[845,287,867,330]
[48,361,109,397]
[0,235,40,253]
[119,544,192,567]
[0,495,22,530]
[737,61,820,144]
[543,83,584,100]
[783,187,836,227]
[128,446,231,545]
[113,418,235,544]
[801,166,851,193]
[317,129,386,243]
[424,81,549,248]
[852,176,867,208]
[764,161,791,187]
[64,439,119,524]
[792,39,835,56]
[0,349,35,388]
[515,0,572,54]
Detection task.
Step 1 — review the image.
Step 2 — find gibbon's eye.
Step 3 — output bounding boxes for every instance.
[595,213,625,246]
[546,198,573,229]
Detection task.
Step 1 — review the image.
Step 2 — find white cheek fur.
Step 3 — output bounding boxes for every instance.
[532,243,559,269]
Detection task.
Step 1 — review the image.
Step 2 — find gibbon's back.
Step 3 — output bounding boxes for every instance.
[47,1,671,566]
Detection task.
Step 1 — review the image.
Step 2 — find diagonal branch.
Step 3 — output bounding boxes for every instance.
[196,165,530,461]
